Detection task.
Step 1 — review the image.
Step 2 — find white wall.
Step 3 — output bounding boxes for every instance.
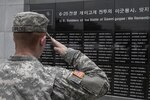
[0,0,24,63]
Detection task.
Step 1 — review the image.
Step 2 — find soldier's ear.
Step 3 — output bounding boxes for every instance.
[40,35,46,46]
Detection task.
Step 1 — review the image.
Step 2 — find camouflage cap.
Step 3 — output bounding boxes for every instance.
[12,11,49,33]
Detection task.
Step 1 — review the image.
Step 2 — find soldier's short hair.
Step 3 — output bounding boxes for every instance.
[12,12,49,33]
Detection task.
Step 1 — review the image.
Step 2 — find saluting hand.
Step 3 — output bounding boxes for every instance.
[50,37,67,56]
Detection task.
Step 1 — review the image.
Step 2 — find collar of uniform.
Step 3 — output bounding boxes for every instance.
[8,55,37,61]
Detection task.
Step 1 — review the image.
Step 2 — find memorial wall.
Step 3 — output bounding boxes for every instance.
[25,0,150,99]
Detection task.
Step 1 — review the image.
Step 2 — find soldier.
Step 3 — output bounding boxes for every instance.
[0,12,110,100]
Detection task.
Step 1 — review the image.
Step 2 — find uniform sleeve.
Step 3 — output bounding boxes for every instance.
[51,48,110,100]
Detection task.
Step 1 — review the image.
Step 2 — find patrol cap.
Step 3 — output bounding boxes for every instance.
[12,11,49,33]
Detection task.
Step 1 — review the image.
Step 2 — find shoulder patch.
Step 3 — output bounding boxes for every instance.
[67,70,85,84]
[72,70,85,79]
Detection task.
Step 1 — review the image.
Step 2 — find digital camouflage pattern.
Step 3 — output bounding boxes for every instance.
[0,48,110,100]
[12,12,49,33]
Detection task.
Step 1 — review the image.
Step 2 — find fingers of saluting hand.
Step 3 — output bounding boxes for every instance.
[50,37,67,55]
[50,37,63,47]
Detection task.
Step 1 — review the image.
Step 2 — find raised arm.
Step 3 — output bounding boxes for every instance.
[50,37,110,100]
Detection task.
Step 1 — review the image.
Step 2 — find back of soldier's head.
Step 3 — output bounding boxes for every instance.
[12,12,49,47]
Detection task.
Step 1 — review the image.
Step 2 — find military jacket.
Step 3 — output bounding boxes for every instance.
[0,48,110,100]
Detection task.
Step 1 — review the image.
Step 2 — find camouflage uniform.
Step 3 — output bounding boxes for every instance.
[0,12,110,100]
[0,48,109,100]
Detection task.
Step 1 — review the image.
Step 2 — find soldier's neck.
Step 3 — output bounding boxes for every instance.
[15,49,37,58]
